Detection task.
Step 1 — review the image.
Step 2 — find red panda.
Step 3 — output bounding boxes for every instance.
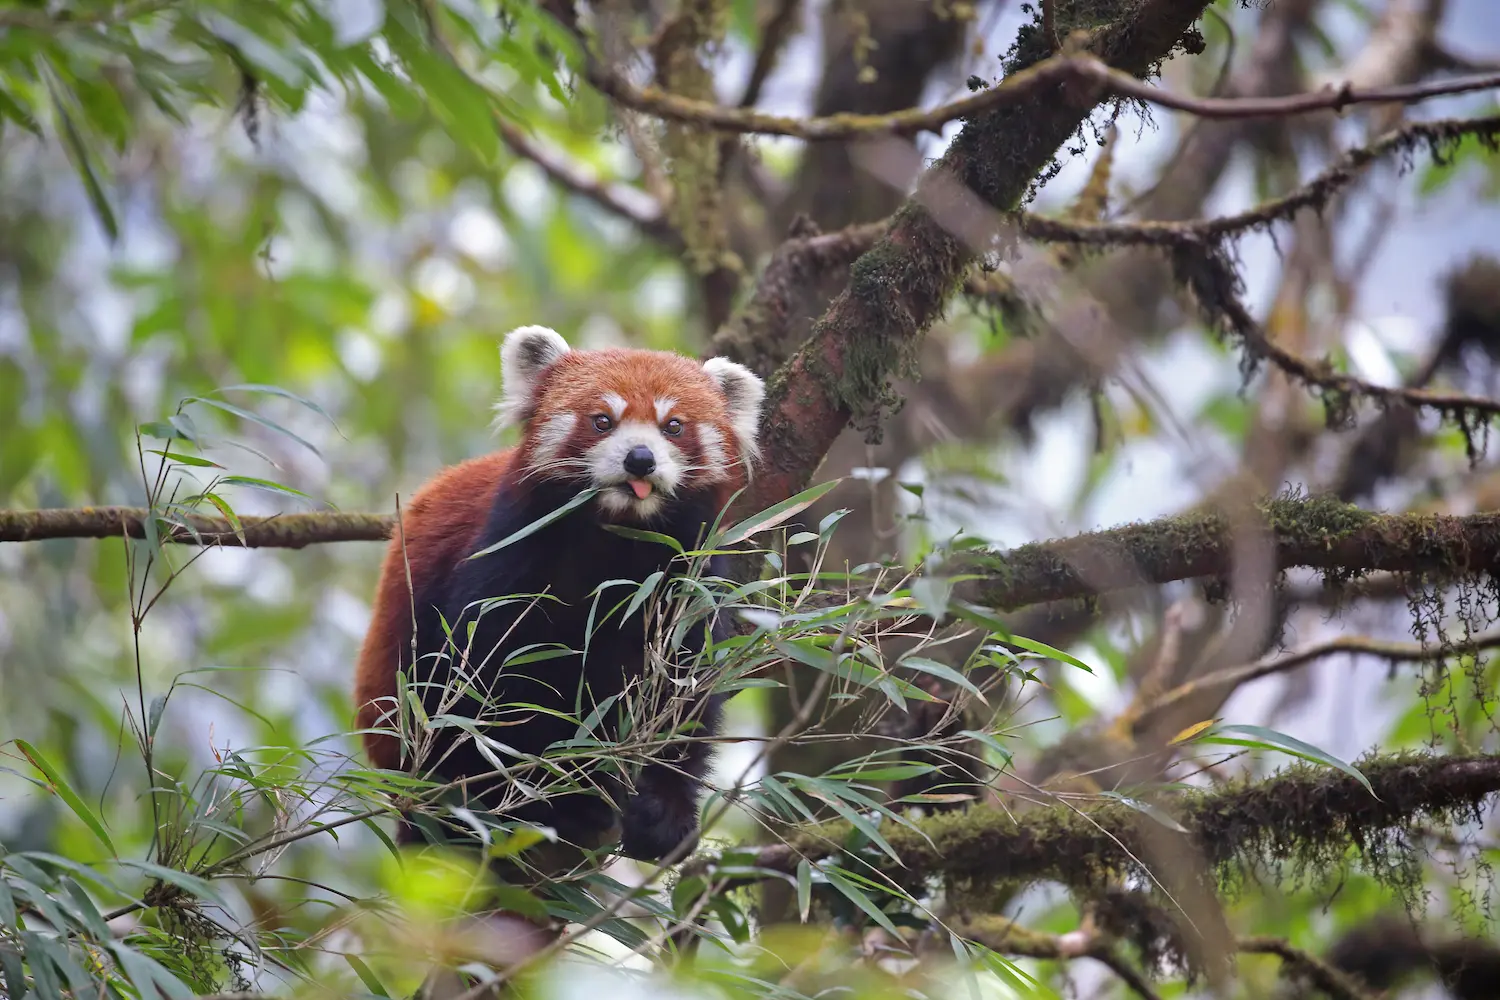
[354,325,765,862]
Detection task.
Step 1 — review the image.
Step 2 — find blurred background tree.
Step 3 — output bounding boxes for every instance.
[2,0,1500,998]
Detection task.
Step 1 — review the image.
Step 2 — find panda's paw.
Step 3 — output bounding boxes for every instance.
[620,785,699,862]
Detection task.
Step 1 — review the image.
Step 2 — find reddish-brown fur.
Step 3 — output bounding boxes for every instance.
[353,347,752,780]
[353,450,517,772]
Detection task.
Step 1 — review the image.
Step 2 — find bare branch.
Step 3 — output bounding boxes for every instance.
[1127,630,1500,740]
[494,117,672,242]
[0,506,392,548]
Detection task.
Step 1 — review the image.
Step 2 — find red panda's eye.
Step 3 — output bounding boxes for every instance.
[662,418,683,437]
[592,414,613,432]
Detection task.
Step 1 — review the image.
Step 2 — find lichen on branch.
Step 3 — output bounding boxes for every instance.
[749,752,1500,899]
[743,0,1215,514]
[955,492,1500,611]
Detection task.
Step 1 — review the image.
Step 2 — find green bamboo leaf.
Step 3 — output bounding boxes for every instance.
[599,524,685,554]
[105,942,194,1000]
[0,85,41,136]
[23,935,64,1000]
[823,865,901,936]
[796,859,812,923]
[487,826,552,860]
[14,741,115,856]
[211,383,339,430]
[898,655,987,703]
[0,941,25,1000]
[114,861,228,910]
[1097,791,1190,833]
[718,479,842,546]
[794,776,900,863]
[1005,634,1095,674]
[215,475,311,501]
[59,879,110,941]
[181,396,321,456]
[821,762,936,782]
[145,450,222,469]
[45,75,118,242]
[621,570,664,623]
[344,954,390,998]
[948,601,1013,640]
[1200,724,1376,797]
[190,492,244,545]
[468,488,599,559]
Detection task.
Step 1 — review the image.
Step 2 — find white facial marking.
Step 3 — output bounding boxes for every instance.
[601,392,627,422]
[701,357,765,466]
[586,418,686,522]
[530,412,577,467]
[654,397,677,423]
[696,424,729,482]
[493,326,571,433]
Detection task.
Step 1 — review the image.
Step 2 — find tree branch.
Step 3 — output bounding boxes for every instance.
[1239,936,1379,1000]
[1013,115,1500,252]
[493,117,673,242]
[745,0,1216,512]
[751,752,1500,886]
[957,495,1499,612]
[585,50,1500,141]
[0,506,392,548]
[1126,630,1500,742]
[945,916,1163,1000]
[6,498,1497,622]
[708,220,888,377]
[1175,236,1500,435]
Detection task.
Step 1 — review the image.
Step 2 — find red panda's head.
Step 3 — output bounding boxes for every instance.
[493,326,766,522]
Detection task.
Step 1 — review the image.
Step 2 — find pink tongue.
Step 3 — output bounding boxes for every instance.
[627,479,653,500]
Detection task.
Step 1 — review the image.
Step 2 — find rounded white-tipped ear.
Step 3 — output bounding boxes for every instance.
[703,357,765,464]
[493,325,571,430]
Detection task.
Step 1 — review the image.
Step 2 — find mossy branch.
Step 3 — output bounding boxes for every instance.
[744,0,1216,513]
[955,494,1499,612]
[1013,115,1500,254]
[748,752,1500,890]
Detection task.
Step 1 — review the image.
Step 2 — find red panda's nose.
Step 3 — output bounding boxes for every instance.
[623,445,657,478]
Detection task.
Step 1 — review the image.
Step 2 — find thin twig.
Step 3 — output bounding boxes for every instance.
[494,117,672,241]
[1128,630,1500,736]
[1014,115,1500,251]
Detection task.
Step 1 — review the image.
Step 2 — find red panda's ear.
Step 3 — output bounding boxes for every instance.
[702,357,765,464]
[494,326,571,431]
